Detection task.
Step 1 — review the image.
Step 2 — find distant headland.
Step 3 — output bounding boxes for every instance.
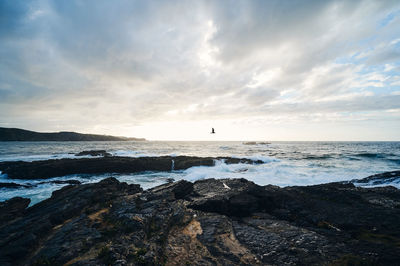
[0,127,145,141]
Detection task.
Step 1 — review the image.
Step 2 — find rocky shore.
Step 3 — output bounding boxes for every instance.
[0,171,399,265]
[0,155,263,179]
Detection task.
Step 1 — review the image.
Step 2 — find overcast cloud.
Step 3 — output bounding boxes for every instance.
[0,0,399,140]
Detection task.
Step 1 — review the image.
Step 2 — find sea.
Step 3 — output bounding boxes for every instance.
[0,141,399,205]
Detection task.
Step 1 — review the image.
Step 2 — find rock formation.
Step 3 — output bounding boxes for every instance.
[0,156,263,179]
[1,172,400,265]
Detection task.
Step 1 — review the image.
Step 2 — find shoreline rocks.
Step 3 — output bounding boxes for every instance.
[0,182,32,189]
[0,156,263,179]
[75,150,112,157]
[0,174,399,265]
[0,197,30,225]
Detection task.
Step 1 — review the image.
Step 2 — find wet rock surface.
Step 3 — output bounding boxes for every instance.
[352,170,400,186]
[75,150,112,157]
[0,156,263,179]
[0,173,400,265]
[0,197,30,225]
[38,179,82,185]
[0,182,32,189]
[0,180,81,189]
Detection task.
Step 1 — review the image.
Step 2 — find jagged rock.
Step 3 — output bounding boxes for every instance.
[75,150,112,157]
[0,174,399,265]
[0,197,30,224]
[0,177,141,265]
[0,156,263,179]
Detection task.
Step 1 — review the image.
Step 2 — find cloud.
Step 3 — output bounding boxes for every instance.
[0,0,399,139]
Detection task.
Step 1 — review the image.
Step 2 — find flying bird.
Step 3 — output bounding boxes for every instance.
[211,128,215,134]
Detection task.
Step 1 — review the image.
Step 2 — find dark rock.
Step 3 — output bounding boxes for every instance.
[243,141,257,145]
[188,178,276,217]
[75,150,112,157]
[243,141,271,145]
[0,197,30,225]
[166,177,175,183]
[0,156,262,179]
[149,180,194,200]
[0,182,31,189]
[37,180,82,185]
[0,172,400,265]
[0,177,142,265]
[52,179,81,185]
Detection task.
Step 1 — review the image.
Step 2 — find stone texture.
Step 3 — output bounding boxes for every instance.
[0,174,399,265]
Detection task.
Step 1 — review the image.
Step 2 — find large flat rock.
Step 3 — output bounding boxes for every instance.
[0,156,262,179]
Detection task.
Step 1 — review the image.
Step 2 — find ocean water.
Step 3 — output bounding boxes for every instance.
[0,141,399,205]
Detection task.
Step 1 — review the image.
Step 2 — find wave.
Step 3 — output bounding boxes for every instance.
[183,160,256,182]
[353,171,400,189]
[231,155,278,163]
[111,150,150,157]
[353,153,385,158]
[303,154,333,160]
[219,146,233,150]
[350,153,400,163]
[354,178,400,189]
[2,157,398,206]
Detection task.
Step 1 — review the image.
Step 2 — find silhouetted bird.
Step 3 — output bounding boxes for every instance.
[211,128,215,134]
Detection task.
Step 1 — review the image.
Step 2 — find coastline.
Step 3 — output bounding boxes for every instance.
[1,172,399,265]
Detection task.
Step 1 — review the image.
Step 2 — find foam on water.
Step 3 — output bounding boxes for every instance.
[354,180,400,189]
[0,141,399,205]
[232,155,279,163]
[178,159,373,187]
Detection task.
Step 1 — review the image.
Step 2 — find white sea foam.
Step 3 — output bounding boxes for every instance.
[232,155,279,163]
[110,150,143,157]
[1,141,399,205]
[178,159,376,187]
[354,178,400,189]
[110,150,172,158]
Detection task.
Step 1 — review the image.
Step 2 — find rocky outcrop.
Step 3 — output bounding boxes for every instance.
[0,197,30,225]
[75,150,112,157]
[0,180,80,189]
[0,156,263,179]
[38,180,82,185]
[243,142,271,145]
[0,175,399,265]
[0,178,142,266]
[0,182,31,189]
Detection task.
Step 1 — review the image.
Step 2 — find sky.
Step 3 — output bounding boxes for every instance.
[0,0,400,141]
